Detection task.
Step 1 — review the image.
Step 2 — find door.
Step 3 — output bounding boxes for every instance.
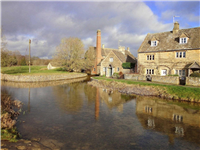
[161,69,167,76]
[109,68,112,77]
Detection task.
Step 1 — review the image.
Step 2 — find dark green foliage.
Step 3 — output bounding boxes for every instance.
[190,73,200,77]
[122,62,135,69]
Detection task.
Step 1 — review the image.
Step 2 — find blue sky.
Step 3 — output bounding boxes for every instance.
[1,1,199,59]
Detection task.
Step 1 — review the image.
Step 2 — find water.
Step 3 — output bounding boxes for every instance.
[2,79,200,150]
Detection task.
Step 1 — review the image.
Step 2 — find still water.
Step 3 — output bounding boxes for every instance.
[2,78,200,150]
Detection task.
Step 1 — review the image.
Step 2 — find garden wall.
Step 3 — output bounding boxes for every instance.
[124,74,146,81]
[1,73,87,82]
[124,74,179,85]
[186,77,200,86]
[151,76,179,85]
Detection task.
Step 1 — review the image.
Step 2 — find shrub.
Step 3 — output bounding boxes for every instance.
[113,73,120,79]
[190,72,200,77]
[168,74,179,76]
[122,62,135,69]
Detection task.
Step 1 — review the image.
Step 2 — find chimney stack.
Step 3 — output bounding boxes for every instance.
[173,21,179,34]
[127,47,130,52]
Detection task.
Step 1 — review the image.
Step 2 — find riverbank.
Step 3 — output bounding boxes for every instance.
[1,73,87,82]
[89,77,200,103]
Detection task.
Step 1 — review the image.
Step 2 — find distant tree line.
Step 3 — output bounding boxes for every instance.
[1,31,50,67]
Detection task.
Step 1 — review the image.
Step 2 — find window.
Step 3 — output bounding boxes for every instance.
[151,41,157,46]
[183,52,186,58]
[180,37,187,44]
[94,68,95,71]
[147,55,155,60]
[117,67,119,71]
[146,69,154,75]
[110,57,113,62]
[176,52,186,58]
[175,70,186,76]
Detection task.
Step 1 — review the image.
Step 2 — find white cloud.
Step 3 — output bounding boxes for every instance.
[3,1,195,59]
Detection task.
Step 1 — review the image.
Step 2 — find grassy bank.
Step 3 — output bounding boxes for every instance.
[1,66,69,75]
[93,77,200,102]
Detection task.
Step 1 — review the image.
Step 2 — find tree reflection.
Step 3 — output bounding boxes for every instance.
[52,82,85,113]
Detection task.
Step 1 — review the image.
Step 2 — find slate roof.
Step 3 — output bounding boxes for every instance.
[89,46,137,64]
[138,27,200,53]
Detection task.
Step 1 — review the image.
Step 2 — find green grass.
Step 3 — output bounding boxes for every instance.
[93,77,200,101]
[1,128,19,142]
[1,66,71,75]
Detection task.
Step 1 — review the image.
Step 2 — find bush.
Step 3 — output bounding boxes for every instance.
[168,74,179,76]
[122,62,135,69]
[113,73,120,79]
[190,72,200,77]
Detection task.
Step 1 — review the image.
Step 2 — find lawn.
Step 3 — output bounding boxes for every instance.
[93,77,200,101]
[1,66,70,75]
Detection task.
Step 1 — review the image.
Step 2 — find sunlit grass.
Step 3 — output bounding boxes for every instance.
[1,66,70,75]
[93,77,200,101]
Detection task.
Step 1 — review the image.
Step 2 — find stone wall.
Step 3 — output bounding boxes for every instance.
[124,74,146,81]
[124,74,179,85]
[186,77,200,86]
[1,73,87,82]
[152,76,179,85]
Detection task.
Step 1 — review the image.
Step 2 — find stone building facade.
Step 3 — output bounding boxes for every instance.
[137,22,200,77]
[90,30,137,76]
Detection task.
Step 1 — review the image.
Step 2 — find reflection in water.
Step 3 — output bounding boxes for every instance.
[1,81,200,150]
[136,96,200,146]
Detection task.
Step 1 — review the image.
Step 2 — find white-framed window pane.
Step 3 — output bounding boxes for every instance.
[179,70,182,76]
[147,55,149,60]
[184,38,186,43]
[151,41,157,46]
[152,69,154,74]
[176,52,179,58]
[183,52,186,58]
[149,55,151,60]
[179,52,182,58]
[149,69,151,74]
[147,69,149,74]
[152,55,154,60]
[110,57,113,62]
[182,70,185,76]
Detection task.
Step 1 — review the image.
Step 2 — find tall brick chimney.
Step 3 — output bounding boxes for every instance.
[173,21,179,34]
[92,29,102,74]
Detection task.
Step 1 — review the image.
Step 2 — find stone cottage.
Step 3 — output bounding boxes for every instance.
[137,22,200,77]
[89,30,137,77]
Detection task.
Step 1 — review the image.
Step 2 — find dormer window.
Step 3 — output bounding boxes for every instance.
[180,37,187,44]
[179,33,189,44]
[150,36,159,47]
[151,41,157,46]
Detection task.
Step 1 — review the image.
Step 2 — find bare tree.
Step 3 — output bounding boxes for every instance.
[53,37,85,71]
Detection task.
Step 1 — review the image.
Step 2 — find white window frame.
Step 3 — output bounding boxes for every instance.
[147,55,154,60]
[146,69,154,75]
[110,57,113,62]
[176,70,186,76]
[151,41,157,46]
[180,37,187,44]
[176,52,186,58]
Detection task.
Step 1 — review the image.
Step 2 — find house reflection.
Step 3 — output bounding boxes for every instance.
[136,96,200,145]
[94,87,135,120]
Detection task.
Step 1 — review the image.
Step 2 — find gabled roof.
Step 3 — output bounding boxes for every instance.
[138,27,200,53]
[180,32,189,38]
[151,36,159,41]
[187,62,200,69]
[88,46,137,64]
